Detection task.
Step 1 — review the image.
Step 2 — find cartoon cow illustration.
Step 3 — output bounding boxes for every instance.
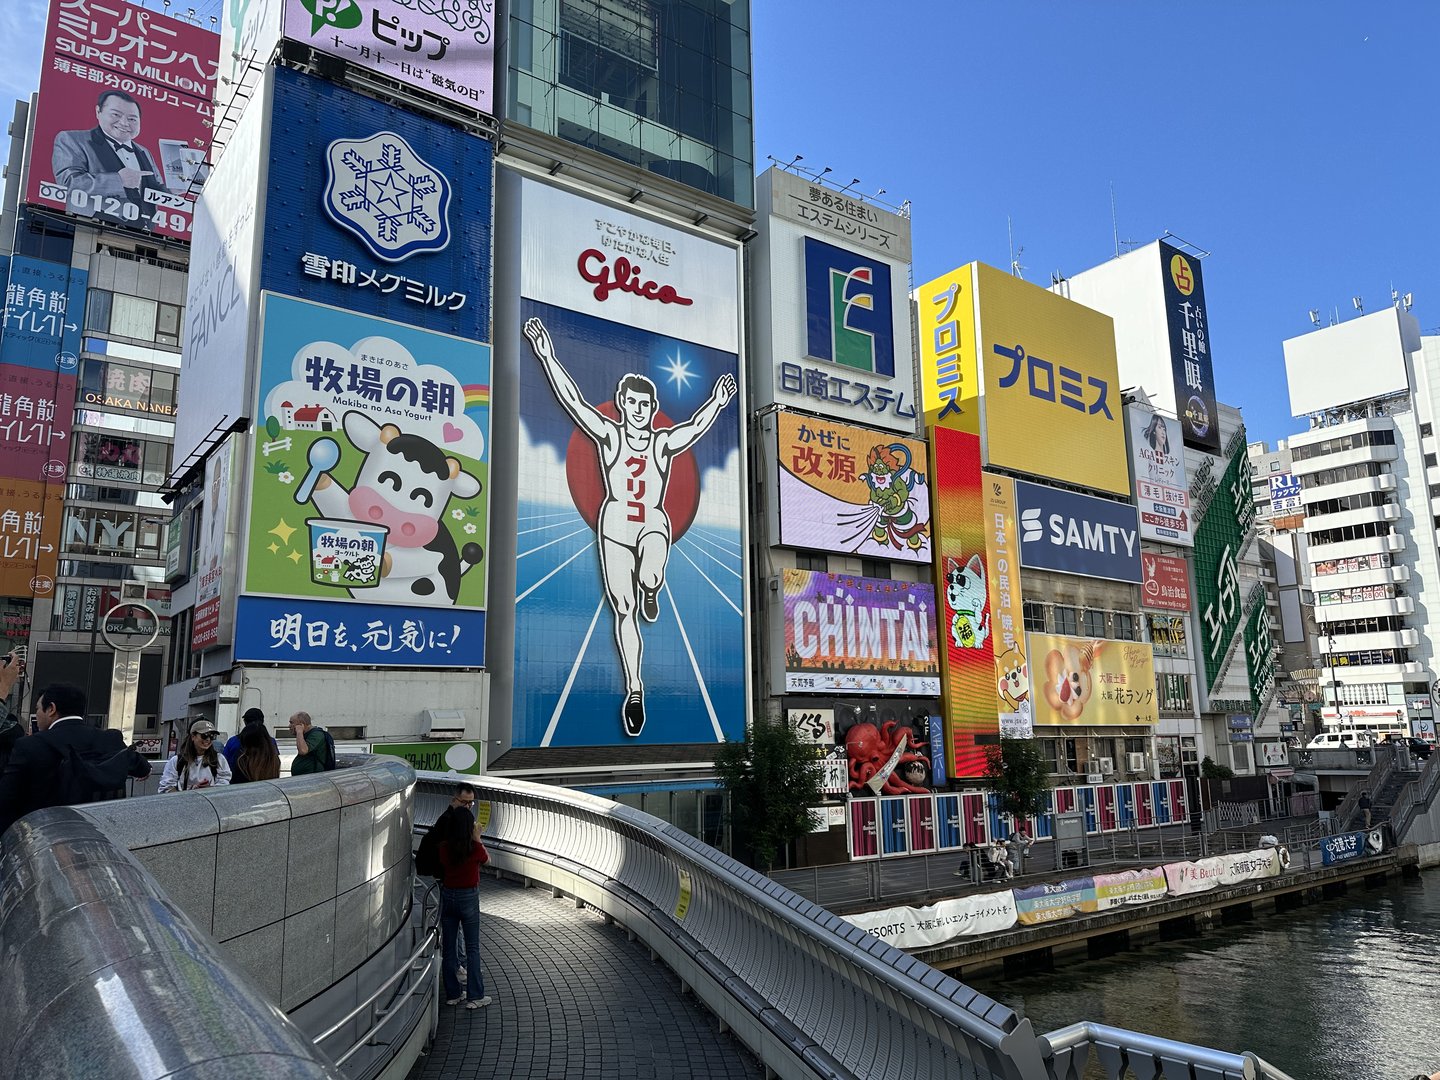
[308,410,483,604]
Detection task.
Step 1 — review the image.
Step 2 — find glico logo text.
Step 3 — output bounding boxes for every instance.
[577,249,693,307]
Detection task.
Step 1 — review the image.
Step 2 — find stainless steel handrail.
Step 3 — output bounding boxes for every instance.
[315,880,441,1065]
[1041,1021,1297,1080]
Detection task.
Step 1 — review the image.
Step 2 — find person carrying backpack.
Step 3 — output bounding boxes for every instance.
[157,718,232,792]
[0,678,152,835]
[289,711,336,774]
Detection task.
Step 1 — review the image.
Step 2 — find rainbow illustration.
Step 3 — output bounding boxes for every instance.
[463,384,490,411]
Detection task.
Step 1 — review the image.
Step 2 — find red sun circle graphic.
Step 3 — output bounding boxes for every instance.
[564,403,702,540]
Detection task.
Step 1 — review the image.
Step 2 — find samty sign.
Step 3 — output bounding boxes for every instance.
[780,569,939,695]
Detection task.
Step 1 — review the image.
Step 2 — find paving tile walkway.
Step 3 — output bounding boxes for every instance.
[408,874,763,1080]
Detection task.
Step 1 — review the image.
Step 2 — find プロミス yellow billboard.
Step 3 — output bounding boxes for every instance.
[975,264,1130,494]
[916,264,980,434]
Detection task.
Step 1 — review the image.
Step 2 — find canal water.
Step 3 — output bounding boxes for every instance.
[970,870,1440,1080]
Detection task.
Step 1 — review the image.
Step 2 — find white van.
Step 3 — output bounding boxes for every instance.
[1306,728,1404,749]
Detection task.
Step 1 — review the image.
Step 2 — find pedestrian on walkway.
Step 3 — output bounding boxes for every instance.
[289,711,334,775]
[223,707,276,773]
[232,721,281,784]
[438,800,492,1010]
[158,719,231,792]
[1358,790,1373,829]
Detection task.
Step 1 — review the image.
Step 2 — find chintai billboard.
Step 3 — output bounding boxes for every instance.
[779,569,940,696]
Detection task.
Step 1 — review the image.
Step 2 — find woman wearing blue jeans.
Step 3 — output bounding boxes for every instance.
[438,806,491,1009]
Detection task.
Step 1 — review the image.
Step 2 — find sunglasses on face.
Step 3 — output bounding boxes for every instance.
[195,733,215,742]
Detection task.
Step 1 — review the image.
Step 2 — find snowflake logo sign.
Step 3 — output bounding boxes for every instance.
[322,132,453,263]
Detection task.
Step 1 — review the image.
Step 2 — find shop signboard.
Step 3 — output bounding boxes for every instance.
[775,412,930,562]
[982,471,1030,738]
[1159,241,1220,453]
[1128,405,1192,545]
[1141,552,1191,612]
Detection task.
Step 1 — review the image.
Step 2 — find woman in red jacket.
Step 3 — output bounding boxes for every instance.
[438,804,492,1008]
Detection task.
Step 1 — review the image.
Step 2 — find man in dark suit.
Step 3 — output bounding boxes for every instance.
[0,678,150,835]
[51,90,167,232]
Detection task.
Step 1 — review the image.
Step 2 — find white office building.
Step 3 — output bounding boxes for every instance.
[1282,307,1438,737]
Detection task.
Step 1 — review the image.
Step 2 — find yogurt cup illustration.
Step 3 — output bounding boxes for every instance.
[307,518,389,588]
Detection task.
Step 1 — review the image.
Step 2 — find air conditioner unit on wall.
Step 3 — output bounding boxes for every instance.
[1098,756,1114,774]
[1126,752,1147,772]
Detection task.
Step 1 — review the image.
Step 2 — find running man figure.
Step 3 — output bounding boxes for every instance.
[525,317,737,737]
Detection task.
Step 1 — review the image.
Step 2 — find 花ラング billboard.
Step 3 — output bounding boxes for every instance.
[1160,241,1220,454]
[283,0,494,116]
[512,176,743,748]
[781,570,939,695]
[1128,405,1192,545]
[1028,634,1158,727]
[749,170,917,434]
[1014,480,1142,584]
[932,427,997,777]
[26,0,218,241]
[976,264,1129,495]
[776,412,930,562]
[234,293,490,668]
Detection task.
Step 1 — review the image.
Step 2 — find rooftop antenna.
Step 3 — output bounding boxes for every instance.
[1108,181,1137,255]
[1353,296,1365,314]
[1007,217,1026,280]
[1308,309,1321,327]
[1404,292,1414,312]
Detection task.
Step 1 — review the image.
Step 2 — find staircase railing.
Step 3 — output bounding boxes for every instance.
[1388,751,1440,841]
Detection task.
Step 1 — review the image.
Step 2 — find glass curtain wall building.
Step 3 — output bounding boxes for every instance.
[506,0,754,207]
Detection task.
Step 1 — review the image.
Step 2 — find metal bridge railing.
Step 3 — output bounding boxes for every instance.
[420,774,1298,1080]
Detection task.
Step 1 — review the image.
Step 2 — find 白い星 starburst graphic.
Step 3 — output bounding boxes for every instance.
[660,351,694,391]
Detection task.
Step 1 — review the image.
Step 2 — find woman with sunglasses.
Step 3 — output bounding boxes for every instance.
[158,718,232,792]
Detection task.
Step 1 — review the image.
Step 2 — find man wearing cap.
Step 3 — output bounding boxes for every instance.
[223,707,277,774]
[0,679,151,834]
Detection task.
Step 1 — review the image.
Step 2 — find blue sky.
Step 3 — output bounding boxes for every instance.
[753,2,1440,450]
[4,2,1434,450]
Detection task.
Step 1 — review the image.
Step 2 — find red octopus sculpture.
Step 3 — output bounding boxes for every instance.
[846,720,930,795]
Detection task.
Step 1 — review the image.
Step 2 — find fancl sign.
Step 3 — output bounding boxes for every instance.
[1014,481,1142,583]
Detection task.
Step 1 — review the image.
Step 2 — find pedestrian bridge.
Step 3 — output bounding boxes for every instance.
[0,756,1296,1080]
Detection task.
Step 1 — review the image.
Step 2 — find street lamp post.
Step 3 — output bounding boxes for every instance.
[1328,634,1342,738]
